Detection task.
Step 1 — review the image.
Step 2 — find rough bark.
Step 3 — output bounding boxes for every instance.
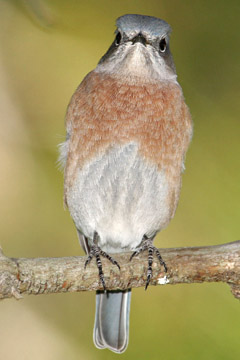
[0,241,239,300]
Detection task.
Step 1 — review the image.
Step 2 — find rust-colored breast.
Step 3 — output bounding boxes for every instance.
[64,71,192,195]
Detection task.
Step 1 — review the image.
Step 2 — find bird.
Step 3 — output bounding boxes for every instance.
[59,14,193,353]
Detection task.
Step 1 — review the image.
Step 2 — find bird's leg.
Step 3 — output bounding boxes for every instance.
[85,231,120,290]
[130,235,167,290]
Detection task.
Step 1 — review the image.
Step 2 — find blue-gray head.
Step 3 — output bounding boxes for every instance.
[97,14,176,83]
[116,14,171,41]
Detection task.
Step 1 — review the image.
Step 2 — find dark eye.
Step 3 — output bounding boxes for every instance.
[159,38,167,52]
[115,32,122,46]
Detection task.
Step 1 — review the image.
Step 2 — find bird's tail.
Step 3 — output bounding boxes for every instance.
[93,289,131,353]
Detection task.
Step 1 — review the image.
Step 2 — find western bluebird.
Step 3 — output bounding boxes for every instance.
[59,14,192,353]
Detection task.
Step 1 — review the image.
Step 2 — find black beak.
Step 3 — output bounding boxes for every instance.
[131,33,147,46]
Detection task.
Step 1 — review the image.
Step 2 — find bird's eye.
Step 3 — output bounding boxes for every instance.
[159,38,167,52]
[115,32,122,46]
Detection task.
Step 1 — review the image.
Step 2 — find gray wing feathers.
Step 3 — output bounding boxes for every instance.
[94,290,131,353]
[77,231,90,254]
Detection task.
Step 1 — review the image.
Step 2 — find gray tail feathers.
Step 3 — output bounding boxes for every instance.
[93,289,131,353]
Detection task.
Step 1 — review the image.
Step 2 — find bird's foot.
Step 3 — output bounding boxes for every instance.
[85,232,120,290]
[130,235,167,290]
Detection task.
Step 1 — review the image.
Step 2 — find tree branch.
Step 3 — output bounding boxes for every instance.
[0,241,240,300]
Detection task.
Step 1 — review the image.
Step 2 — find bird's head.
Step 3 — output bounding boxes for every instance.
[96,14,177,83]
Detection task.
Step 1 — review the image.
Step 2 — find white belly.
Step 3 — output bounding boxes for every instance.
[66,143,171,252]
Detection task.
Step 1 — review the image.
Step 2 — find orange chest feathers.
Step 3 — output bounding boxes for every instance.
[65,71,192,185]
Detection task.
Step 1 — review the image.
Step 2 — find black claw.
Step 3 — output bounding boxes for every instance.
[145,274,151,290]
[113,260,121,270]
[84,254,93,269]
[130,251,138,261]
[155,248,167,272]
[98,268,106,289]
[100,250,121,270]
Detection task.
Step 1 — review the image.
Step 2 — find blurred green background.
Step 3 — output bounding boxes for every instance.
[0,0,239,359]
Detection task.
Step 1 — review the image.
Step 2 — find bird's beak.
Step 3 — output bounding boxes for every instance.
[131,34,147,46]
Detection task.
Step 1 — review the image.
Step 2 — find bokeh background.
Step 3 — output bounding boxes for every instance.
[0,0,239,359]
